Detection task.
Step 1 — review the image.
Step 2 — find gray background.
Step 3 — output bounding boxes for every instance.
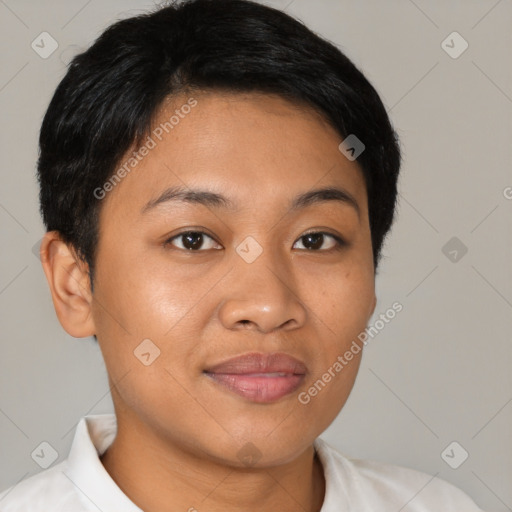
[1,0,511,510]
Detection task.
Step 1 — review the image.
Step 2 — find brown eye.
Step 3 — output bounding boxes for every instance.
[165,231,222,251]
[293,232,345,251]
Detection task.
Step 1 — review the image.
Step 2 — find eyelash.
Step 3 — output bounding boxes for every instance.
[163,230,346,253]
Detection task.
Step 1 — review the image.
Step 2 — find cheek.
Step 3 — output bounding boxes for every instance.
[92,243,197,340]
[296,269,372,427]
[306,265,374,344]
[91,246,220,393]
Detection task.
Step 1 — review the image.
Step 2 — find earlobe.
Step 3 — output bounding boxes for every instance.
[40,231,96,338]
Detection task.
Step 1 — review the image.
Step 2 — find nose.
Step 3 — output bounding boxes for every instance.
[217,251,307,334]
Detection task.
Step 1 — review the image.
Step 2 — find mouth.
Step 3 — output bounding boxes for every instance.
[203,352,307,403]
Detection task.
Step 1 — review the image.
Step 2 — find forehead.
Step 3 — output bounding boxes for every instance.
[101,91,368,220]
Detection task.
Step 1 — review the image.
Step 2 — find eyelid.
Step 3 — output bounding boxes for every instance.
[300,228,344,241]
[163,229,222,251]
[293,230,346,251]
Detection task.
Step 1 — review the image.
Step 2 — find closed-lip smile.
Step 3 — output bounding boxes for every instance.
[204,352,307,403]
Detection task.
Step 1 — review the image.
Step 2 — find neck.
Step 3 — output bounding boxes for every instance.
[100,418,325,512]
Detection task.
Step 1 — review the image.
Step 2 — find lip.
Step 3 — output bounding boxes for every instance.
[204,352,307,403]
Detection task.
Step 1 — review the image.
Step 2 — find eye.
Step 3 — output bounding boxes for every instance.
[164,231,222,251]
[293,231,345,251]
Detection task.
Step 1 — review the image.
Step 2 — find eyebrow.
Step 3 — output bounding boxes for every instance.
[141,185,360,219]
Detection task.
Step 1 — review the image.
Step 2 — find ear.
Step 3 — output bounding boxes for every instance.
[40,231,96,338]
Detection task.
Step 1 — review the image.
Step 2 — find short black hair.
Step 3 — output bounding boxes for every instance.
[38,0,401,291]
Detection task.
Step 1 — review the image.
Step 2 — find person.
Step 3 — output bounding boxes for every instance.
[0,0,484,510]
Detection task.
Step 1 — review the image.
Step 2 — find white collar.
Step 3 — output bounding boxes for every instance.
[63,413,343,511]
[65,414,143,511]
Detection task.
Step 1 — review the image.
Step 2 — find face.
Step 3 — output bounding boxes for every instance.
[87,92,376,467]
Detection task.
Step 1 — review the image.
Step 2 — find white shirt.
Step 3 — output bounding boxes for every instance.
[0,413,483,511]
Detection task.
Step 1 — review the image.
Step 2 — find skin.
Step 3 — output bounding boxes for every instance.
[40,91,377,512]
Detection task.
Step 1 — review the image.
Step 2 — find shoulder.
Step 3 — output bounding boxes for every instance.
[0,461,86,512]
[314,438,484,511]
